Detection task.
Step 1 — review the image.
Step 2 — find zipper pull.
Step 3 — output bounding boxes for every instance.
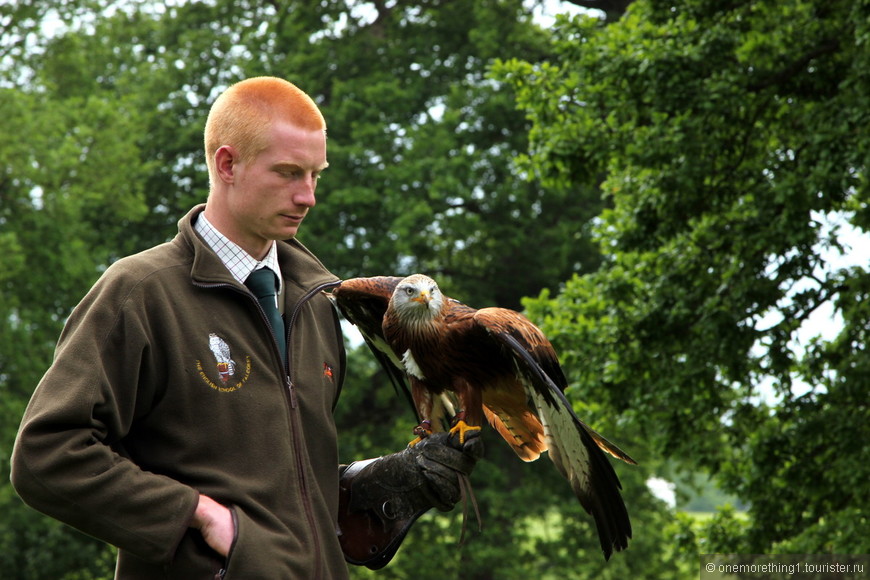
[287,376,298,409]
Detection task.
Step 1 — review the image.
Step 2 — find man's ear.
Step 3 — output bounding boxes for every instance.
[214,145,238,184]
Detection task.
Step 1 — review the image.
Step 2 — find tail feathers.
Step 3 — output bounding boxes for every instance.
[483,406,547,462]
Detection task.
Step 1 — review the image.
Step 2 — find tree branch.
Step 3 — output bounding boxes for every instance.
[747,37,842,92]
[756,283,846,334]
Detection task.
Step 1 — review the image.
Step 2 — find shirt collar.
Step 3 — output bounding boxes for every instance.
[194,212,283,292]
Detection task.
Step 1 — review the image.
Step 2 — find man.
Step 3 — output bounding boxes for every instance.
[11,77,478,578]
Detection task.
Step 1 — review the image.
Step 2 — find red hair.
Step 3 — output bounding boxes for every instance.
[204,77,325,178]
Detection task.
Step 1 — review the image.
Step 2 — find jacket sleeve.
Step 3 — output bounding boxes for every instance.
[10,267,200,564]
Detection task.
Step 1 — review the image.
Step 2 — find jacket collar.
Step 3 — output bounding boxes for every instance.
[178,204,340,292]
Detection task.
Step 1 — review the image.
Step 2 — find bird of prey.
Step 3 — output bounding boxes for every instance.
[330,274,635,559]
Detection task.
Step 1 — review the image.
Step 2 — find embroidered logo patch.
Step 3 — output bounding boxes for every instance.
[196,333,252,392]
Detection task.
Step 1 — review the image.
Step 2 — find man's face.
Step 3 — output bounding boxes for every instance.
[223,120,328,257]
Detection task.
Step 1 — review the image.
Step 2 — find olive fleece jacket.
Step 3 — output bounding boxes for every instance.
[11,205,350,579]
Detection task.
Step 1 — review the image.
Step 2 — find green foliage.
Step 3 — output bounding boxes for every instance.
[498,0,870,558]
[289,0,604,309]
[0,491,114,579]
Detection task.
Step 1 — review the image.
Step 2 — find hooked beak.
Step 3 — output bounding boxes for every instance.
[411,291,430,305]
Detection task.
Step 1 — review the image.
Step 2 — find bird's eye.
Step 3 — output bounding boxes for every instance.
[403,286,414,296]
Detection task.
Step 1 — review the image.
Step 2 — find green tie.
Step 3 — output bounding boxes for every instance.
[245,268,286,366]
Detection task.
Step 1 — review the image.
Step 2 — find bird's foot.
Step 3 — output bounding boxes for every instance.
[448,419,481,445]
[409,420,432,447]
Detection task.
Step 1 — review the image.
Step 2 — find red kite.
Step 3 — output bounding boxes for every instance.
[330,274,634,559]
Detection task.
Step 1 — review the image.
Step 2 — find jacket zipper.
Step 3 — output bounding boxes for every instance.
[282,280,340,580]
[286,375,298,408]
[283,280,340,402]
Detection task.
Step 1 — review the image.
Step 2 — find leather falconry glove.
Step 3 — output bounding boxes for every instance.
[337,431,484,569]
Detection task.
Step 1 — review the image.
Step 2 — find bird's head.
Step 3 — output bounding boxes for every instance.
[391,274,444,323]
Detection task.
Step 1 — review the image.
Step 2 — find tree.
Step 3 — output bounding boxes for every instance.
[495,0,869,555]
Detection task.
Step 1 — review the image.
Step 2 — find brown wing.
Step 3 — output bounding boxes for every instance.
[331,276,402,345]
[329,277,416,416]
[473,307,634,560]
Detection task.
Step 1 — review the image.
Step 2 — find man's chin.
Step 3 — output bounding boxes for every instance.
[278,228,299,241]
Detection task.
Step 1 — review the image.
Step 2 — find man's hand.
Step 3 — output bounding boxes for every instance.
[191,494,234,557]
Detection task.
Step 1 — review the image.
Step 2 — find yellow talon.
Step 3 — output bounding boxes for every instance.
[448,420,481,444]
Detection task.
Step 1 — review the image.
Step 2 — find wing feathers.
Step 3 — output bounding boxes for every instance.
[475,309,635,465]
[531,386,632,559]
[330,277,417,414]
[476,310,633,558]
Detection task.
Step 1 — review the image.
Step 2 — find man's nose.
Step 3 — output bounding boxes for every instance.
[293,177,317,207]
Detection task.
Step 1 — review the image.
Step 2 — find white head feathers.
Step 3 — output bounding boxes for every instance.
[390,274,444,322]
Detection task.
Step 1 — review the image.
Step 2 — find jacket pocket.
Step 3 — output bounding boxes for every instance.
[167,528,225,579]
[216,506,240,579]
